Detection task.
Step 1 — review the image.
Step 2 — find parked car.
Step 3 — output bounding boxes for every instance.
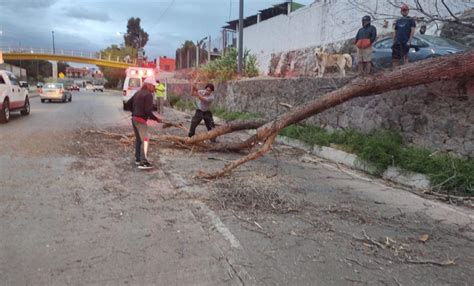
[92,84,104,92]
[36,82,44,88]
[0,70,30,123]
[367,34,468,69]
[40,83,72,103]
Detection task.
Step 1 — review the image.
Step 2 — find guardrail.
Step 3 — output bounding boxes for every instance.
[1,47,137,65]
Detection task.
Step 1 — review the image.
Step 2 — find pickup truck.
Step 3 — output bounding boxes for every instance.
[0,70,30,123]
[92,84,104,92]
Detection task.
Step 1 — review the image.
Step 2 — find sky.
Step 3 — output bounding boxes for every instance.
[0,0,315,64]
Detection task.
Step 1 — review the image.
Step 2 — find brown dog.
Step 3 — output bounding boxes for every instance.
[314,48,353,77]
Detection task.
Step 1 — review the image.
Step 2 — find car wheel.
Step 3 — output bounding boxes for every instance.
[41,99,45,103]
[21,97,30,115]
[69,95,72,102]
[0,99,10,123]
[62,96,67,103]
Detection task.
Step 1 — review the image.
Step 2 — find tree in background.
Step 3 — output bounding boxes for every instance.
[98,45,135,88]
[4,60,69,82]
[124,17,149,49]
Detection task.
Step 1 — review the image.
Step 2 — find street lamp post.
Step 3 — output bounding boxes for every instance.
[51,31,55,54]
[237,0,244,75]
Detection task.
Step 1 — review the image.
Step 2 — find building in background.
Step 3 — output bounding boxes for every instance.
[159,56,176,72]
[65,67,103,79]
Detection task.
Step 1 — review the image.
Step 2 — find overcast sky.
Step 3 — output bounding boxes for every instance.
[0,0,315,63]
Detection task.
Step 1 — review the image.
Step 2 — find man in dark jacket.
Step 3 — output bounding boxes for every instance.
[392,3,416,66]
[355,15,377,75]
[131,77,162,170]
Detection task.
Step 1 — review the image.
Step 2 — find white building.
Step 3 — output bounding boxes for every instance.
[231,0,473,74]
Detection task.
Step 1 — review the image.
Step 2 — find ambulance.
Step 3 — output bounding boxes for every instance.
[122,67,156,110]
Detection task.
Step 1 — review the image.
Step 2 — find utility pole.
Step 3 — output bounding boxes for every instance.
[237,0,244,75]
[51,31,55,54]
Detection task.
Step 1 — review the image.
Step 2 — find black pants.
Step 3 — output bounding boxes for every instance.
[189,109,215,137]
[132,119,148,163]
[392,42,409,60]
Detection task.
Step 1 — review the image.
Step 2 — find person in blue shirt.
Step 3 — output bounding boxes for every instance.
[392,3,416,66]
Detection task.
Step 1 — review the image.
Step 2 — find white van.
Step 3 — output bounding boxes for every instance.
[122,67,155,110]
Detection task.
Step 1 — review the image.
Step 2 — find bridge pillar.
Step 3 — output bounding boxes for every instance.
[50,61,58,81]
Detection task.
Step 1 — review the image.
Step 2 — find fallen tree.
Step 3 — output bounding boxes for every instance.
[96,51,474,178]
[183,51,473,178]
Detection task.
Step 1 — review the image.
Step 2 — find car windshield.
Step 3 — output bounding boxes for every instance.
[44,83,62,89]
[419,35,466,49]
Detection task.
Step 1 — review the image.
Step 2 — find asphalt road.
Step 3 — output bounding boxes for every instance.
[1,90,473,285]
[0,90,234,285]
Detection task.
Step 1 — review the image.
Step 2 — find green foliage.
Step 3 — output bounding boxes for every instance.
[181,40,196,49]
[280,125,473,195]
[174,98,196,111]
[398,148,474,194]
[4,60,68,82]
[212,107,262,121]
[124,17,149,48]
[199,48,260,82]
[167,93,181,108]
[245,54,259,78]
[98,45,135,88]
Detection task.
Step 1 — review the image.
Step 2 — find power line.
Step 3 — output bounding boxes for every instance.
[149,0,176,30]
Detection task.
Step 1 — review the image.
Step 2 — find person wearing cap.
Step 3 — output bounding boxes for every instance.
[131,77,162,170]
[392,3,416,66]
[355,15,377,75]
[188,83,217,142]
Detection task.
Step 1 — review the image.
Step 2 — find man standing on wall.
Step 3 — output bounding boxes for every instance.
[188,83,217,143]
[355,15,377,75]
[392,3,416,66]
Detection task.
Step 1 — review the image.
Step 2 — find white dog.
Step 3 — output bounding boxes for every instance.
[314,48,353,77]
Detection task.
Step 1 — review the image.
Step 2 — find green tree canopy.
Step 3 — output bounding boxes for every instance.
[124,17,149,49]
[98,45,135,88]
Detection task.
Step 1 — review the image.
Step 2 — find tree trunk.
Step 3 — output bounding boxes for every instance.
[195,51,474,178]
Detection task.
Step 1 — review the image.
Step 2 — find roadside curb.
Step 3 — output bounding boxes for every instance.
[274,135,431,191]
[191,113,432,192]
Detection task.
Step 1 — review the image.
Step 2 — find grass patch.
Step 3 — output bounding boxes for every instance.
[212,107,262,121]
[280,124,474,195]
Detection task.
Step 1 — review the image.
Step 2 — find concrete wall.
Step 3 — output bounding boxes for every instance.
[0,63,27,80]
[242,0,473,74]
[211,77,474,158]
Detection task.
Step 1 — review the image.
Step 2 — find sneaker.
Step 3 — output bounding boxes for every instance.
[138,161,154,170]
[135,160,140,165]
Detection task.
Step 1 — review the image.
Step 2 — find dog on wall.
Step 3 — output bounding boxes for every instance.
[314,48,353,77]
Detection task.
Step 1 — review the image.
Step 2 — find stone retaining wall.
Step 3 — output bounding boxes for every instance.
[167,77,473,157]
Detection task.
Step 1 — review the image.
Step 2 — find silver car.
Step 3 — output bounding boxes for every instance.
[40,83,72,103]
